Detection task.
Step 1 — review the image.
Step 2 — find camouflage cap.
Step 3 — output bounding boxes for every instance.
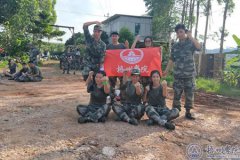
[131,68,140,75]
[93,25,103,31]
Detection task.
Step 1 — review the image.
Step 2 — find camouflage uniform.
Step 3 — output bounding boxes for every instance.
[171,38,197,111]
[112,81,145,123]
[62,53,72,74]
[145,85,179,126]
[18,66,43,82]
[76,81,111,123]
[14,67,29,81]
[29,48,40,65]
[82,26,106,80]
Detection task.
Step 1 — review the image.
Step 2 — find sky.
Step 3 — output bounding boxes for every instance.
[54,0,240,49]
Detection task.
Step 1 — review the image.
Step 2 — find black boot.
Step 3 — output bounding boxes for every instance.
[146,119,154,126]
[164,122,175,130]
[185,112,195,120]
[78,117,87,124]
[129,118,138,126]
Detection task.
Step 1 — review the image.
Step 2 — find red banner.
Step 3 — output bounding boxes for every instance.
[104,47,162,76]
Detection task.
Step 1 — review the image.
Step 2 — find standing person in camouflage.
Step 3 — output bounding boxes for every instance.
[163,24,201,120]
[62,48,72,74]
[18,61,43,82]
[76,70,111,123]
[82,21,106,81]
[112,68,145,126]
[143,70,179,130]
[107,31,129,88]
[28,44,40,65]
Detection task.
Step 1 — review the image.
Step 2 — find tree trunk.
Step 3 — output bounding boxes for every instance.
[194,0,200,39]
[181,0,186,23]
[203,0,211,54]
[184,0,189,24]
[219,0,229,71]
[190,0,195,31]
[188,0,193,28]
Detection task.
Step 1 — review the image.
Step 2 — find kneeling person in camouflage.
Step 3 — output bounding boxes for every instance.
[112,68,145,126]
[76,71,111,123]
[144,70,179,130]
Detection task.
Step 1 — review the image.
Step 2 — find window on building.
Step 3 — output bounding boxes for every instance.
[135,23,141,35]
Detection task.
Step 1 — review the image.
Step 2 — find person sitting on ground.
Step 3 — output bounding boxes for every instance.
[2,59,17,78]
[143,70,179,130]
[11,62,29,81]
[76,70,111,123]
[112,68,145,126]
[18,61,43,82]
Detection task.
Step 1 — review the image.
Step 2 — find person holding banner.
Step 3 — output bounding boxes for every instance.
[82,21,106,81]
[107,31,129,88]
[163,24,201,120]
[76,70,111,123]
[143,70,179,130]
[131,35,161,87]
[112,68,145,126]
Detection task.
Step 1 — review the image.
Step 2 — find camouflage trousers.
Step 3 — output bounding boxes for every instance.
[145,105,179,125]
[62,61,70,73]
[173,77,195,111]
[17,75,42,82]
[112,103,145,122]
[76,104,111,122]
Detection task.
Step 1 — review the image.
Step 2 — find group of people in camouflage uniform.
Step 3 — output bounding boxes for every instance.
[1,60,43,82]
[76,22,201,130]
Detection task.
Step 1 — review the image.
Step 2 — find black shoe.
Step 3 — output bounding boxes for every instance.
[185,112,195,120]
[164,122,175,130]
[8,77,14,80]
[98,117,106,123]
[62,71,65,74]
[129,118,138,126]
[78,117,87,124]
[67,72,70,74]
[146,119,154,126]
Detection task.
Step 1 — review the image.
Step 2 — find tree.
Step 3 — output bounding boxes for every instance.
[65,32,85,46]
[119,27,134,46]
[203,0,211,54]
[101,31,109,45]
[0,0,19,24]
[0,0,64,56]
[144,0,178,41]
[218,0,235,55]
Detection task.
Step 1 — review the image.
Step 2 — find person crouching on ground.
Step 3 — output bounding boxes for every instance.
[76,70,111,123]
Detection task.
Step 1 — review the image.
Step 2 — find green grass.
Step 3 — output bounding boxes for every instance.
[0,60,8,68]
[196,77,240,98]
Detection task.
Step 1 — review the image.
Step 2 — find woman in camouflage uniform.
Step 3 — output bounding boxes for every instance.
[76,70,111,123]
[143,70,179,130]
[112,68,145,126]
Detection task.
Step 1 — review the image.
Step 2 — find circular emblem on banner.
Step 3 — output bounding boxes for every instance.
[186,144,202,159]
[120,49,144,64]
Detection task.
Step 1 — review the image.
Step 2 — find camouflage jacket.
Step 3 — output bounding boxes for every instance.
[83,26,106,71]
[170,38,197,78]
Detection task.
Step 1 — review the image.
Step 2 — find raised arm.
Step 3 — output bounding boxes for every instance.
[131,35,141,49]
[85,71,94,86]
[187,31,201,50]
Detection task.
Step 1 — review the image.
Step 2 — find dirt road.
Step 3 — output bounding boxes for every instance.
[0,61,240,160]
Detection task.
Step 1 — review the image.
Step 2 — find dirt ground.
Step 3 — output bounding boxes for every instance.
[0,61,240,160]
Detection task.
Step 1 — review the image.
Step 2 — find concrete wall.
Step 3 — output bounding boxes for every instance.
[103,16,152,41]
